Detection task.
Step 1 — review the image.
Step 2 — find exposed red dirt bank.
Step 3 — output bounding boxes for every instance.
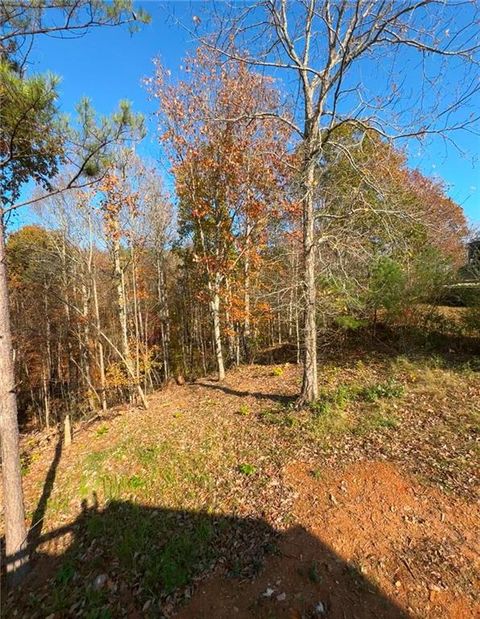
[179,461,479,618]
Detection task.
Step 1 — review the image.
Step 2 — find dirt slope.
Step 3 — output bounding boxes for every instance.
[2,355,479,618]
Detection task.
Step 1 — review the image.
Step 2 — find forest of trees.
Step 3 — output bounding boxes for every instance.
[1,0,479,584]
[7,124,469,430]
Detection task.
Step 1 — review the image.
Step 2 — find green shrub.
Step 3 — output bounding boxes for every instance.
[462,306,480,335]
[96,425,109,437]
[334,315,368,331]
[438,283,480,308]
[358,380,404,402]
[368,256,406,317]
[309,384,354,415]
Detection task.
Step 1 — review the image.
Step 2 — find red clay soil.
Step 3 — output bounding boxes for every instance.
[178,461,479,619]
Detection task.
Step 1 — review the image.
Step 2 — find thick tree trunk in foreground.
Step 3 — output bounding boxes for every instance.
[299,155,318,404]
[0,217,28,582]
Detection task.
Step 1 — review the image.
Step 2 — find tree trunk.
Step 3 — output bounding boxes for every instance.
[86,211,108,413]
[92,274,108,412]
[61,234,77,419]
[299,154,318,404]
[156,254,170,381]
[113,232,130,374]
[80,279,95,411]
[63,413,72,447]
[111,221,145,406]
[277,294,282,345]
[43,280,52,425]
[130,249,141,386]
[42,369,50,429]
[243,220,252,361]
[209,275,225,380]
[295,246,301,364]
[109,222,147,409]
[288,285,294,341]
[224,278,235,364]
[0,216,28,582]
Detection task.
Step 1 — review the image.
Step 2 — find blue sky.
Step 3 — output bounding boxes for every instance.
[17,1,480,227]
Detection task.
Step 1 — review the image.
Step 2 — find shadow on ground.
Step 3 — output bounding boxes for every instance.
[4,497,409,618]
[195,379,296,406]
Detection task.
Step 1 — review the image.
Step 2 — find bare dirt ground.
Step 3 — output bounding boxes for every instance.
[180,460,479,619]
[2,352,479,618]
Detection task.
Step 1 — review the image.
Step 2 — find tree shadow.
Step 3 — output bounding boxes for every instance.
[4,498,410,618]
[27,432,63,551]
[195,380,296,406]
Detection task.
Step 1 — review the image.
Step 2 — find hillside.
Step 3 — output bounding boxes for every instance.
[2,350,479,618]
[3,4,480,618]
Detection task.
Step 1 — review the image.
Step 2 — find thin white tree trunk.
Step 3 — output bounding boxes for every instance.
[157,254,170,381]
[63,413,72,447]
[42,369,50,429]
[111,224,137,399]
[209,275,225,381]
[43,281,52,424]
[88,213,108,413]
[92,274,107,412]
[80,280,95,411]
[224,278,235,363]
[243,220,252,361]
[130,247,141,385]
[113,234,130,369]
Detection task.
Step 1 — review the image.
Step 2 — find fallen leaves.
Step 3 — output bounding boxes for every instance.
[3,355,479,617]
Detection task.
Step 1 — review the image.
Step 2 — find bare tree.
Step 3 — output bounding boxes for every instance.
[200,0,480,403]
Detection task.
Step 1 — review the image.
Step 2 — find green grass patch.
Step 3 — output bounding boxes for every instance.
[238,463,257,476]
[45,493,70,516]
[84,449,111,473]
[307,405,349,437]
[95,425,109,437]
[353,409,399,435]
[135,443,163,466]
[74,502,218,601]
[238,403,250,416]
[99,473,147,501]
[308,560,322,583]
[357,380,404,402]
[259,407,297,428]
[20,454,30,477]
[55,561,75,587]
[309,384,355,416]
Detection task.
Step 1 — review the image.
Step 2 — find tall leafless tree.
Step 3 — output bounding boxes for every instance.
[202,0,480,404]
